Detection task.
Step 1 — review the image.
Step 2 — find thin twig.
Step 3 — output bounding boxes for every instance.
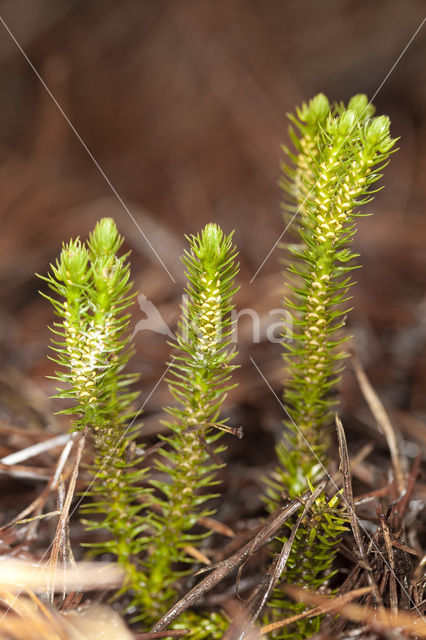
[336,415,382,605]
[250,479,327,624]
[391,452,422,526]
[0,432,78,534]
[223,480,327,640]
[276,584,426,637]
[48,428,87,602]
[352,352,405,495]
[0,461,50,480]
[134,632,189,639]
[0,433,72,466]
[221,599,265,640]
[0,560,124,592]
[377,506,398,616]
[151,488,315,632]
[260,586,372,634]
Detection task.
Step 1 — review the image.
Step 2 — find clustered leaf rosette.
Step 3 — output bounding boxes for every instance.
[141,223,240,623]
[40,218,138,430]
[263,95,396,639]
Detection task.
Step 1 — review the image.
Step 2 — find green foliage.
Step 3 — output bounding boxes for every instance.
[264,94,396,638]
[171,611,230,640]
[269,93,396,501]
[40,218,138,428]
[140,223,239,623]
[41,220,239,632]
[40,218,149,604]
[38,93,397,639]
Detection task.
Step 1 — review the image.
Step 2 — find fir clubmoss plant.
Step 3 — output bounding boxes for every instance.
[38,95,396,638]
[41,220,240,633]
[264,94,396,637]
[141,223,239,626]
[40,218,148,604]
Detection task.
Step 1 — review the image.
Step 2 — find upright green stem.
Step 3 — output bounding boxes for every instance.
[264,95,396,638]
[141,224,239,624]
[41,218,148,606]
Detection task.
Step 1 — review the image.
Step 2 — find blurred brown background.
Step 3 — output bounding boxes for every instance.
[0,1,425,480]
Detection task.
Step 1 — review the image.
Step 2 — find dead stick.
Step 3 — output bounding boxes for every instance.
[377,507,398,616]
[223,480,328,640]
[134,632,189,639]
[48,427,87,602]
[0,432,77,534]
[392,452,421,525]
[352,352,405,495]
[261,586,372,634]
[250,479,327,624]
[279,584,426,637]
[336,415,382,605]
[151,487,318,632]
